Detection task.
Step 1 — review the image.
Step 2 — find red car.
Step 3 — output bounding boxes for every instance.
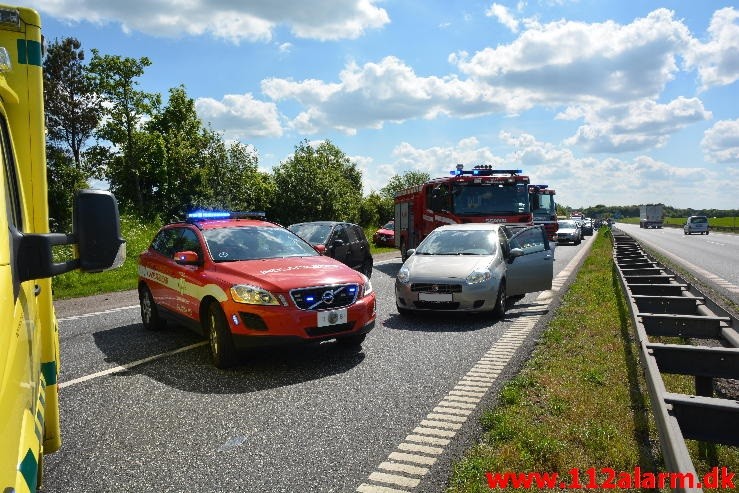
[137,211,376,368]
[372,220,395,247]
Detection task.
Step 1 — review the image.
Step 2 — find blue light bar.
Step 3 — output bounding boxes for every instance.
[187,210,231,219]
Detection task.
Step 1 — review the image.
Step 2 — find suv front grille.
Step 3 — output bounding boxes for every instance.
[290,284,360,310]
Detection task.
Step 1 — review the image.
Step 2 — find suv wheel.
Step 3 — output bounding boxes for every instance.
[139,285,165,330]
[206,302,237,369]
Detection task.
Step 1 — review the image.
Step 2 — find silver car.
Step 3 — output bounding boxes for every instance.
[554,219,582,245]
[683,215,709,235]
[395,224,554,318]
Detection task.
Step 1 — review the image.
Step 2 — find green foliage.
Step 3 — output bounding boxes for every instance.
[271,139,363,225]
[359,191,393,227]
[380,170,431,200]
[46,146,88,231]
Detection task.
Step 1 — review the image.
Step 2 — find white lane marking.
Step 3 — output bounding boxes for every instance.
[369,472,421,488]
[379,462,429,476]
[58,341,208,389]
[58,305,139,322]
[357,234,595,492]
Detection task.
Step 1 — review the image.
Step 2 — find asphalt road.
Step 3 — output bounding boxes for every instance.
[614,223,739,308]
[43,237,593,493]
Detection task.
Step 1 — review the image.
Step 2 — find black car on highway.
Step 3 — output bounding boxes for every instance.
[288,221,374,278]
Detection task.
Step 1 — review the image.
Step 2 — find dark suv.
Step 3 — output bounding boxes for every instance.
[288,221,373,278]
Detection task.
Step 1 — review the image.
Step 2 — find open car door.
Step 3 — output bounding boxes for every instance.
[505,226,554,296]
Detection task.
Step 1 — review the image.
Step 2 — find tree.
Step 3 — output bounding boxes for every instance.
[380,170,431,200]
[359,192,393,227]
[88,49,161,215]
[46,146,88,231]
[43,37,100,169]
[271,139,363,225]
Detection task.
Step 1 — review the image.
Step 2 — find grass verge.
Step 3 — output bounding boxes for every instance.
[447,229,738,492]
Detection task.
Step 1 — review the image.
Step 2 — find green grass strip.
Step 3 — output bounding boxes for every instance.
[447,229,738,492]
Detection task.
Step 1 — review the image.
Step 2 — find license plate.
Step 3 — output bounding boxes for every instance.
[419,292,453,302]
[317,308,347,327]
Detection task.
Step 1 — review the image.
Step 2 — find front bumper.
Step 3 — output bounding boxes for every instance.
[223,293,376,348]
[395,279,500,312]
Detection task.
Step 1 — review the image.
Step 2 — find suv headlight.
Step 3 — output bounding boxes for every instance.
[397,266,411,284]
[231,284,280,305]
[361,274,374,296]
[466,267,491,285]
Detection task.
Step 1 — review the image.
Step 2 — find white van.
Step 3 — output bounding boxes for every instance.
[683,216,709,235]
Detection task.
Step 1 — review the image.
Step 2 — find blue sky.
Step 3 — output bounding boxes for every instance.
[31,0,739,210]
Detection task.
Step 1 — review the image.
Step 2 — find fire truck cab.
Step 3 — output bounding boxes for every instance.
[394,165,532,260]
[529,184,558,241]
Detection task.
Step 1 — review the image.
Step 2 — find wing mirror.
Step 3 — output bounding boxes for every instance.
[406,249,416,257]
[508,248,524,262]
[174,251,201,265]
[314,244,327,255]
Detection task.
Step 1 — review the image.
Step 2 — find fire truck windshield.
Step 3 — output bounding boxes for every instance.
[533,193,556,220]
[451,183,529,215]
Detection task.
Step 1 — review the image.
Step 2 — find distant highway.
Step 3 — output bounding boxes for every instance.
[614,223,739,309]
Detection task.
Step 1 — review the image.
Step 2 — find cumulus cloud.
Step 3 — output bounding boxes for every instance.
[454,9,691,105]
[702,119,739,163]
[565,97,712,153]
[195,93,283,139]
[262,56,539,135]
[31,0,389,42]
[684,7,739,90]
[486,3,520,33]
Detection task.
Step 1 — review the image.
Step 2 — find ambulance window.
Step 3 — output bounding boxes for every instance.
[0,117,22,231]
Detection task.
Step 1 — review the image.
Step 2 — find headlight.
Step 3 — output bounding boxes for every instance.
[361,274,374,296]
[397,266,411,284]
[466,268,491,285]
[230,284,280,305]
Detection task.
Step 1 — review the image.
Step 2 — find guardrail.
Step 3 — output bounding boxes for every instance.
[612,229,739,492]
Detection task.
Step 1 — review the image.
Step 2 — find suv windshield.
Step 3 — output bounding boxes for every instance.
[203,226,318,262]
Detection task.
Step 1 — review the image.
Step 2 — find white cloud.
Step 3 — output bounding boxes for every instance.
[702,119,739,163]
[31,0,389,42]
[486,3,520,33]
[684,7,739,90]
[565,97,712,153]
[195,93,283,139]
[454,9,692,105]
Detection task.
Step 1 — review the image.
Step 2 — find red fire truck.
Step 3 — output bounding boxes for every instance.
[529,184,558,241]
[394,165,532,259]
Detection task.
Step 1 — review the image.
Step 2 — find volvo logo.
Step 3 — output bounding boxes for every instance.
[321,290,335,305]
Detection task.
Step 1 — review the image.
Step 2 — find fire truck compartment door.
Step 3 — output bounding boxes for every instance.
[505,226,554,296]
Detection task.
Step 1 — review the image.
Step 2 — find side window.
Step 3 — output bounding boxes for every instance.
[150,228,180,258]
[178,228,202,256]
[509,227,547,255]
[335,225,350,243]
[1,117,21,231]
[345,225,360,243]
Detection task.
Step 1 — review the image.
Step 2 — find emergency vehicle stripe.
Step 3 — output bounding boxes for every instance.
[19,449,38,492]
[138,265,228,302]
[17,39,42,66]
[41,361,57,386]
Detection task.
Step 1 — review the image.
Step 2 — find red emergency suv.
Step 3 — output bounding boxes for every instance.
[137,211,376,368]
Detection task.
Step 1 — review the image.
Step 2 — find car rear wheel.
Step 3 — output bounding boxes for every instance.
[396,303,412,316]
[361,258,373,278]
[206,302,237,369]
[139,285,165,331]
[493,280,507,319]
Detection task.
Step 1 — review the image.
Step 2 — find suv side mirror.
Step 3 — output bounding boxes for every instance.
[174,250,200,265]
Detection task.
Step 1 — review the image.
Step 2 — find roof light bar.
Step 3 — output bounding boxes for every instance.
[186,210,267,221]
